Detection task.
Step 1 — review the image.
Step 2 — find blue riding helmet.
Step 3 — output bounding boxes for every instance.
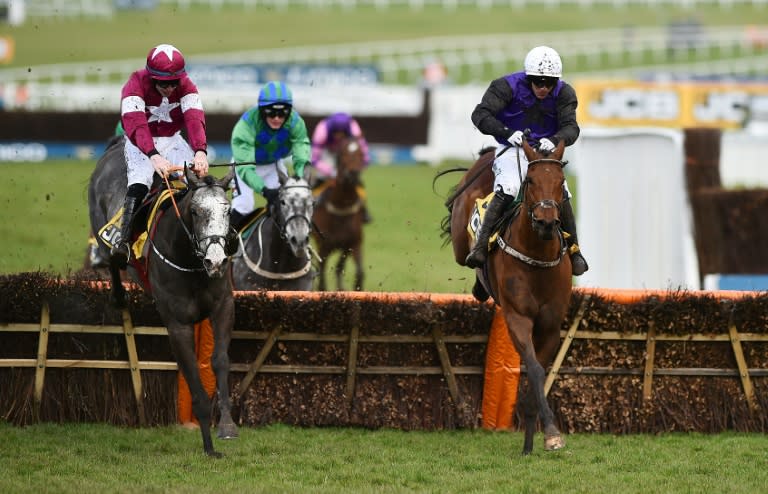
[258,81,293,108]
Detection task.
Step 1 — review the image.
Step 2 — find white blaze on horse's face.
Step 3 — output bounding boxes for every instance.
[280,178,314,258]
[347,141,359,153]
[192,186,231,278]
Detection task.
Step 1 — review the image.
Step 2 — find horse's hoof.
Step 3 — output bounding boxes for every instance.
[205,449,224,459]
[217,423,239,440]
[544,434,565,451]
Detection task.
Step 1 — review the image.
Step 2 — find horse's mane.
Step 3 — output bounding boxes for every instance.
[478,145,496,156]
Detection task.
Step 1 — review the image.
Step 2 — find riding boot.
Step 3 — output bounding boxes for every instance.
[362,204,372,224]
[230,209,245,230]
[111,184,146,269]
[561,199,589,276]
[465,192,510,269]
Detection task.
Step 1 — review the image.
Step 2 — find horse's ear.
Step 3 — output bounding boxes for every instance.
[219,168,236,189]
[186,165,201,188]
[277,168,289,186]
[553,140,566,162]
[522,139,537,162]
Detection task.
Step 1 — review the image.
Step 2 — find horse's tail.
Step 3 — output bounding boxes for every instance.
[432,167,469,209]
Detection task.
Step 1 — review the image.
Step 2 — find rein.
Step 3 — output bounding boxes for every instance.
[239,217,313,280]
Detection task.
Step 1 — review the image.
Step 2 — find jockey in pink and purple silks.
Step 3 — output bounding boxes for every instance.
[310,112,373,223]
[110,43,210,268]
[310,112,371,181]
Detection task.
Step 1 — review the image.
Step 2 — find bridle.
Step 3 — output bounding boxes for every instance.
[271,182,314,240]
[496,156,567,268]
[150,178,234,273]
[522,158,565,221]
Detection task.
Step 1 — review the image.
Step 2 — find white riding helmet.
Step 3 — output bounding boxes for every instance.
[524,46,562,78]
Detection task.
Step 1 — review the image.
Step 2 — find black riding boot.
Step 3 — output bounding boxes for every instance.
[561,199,589,276]
[465,192,510,269]
[362,204,372,224]
[110,184,146,269]
[230,209,246,230]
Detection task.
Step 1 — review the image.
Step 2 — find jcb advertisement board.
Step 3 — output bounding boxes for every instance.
[575,81,768,129]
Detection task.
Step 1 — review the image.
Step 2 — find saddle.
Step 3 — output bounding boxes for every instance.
[467,193,522,251]
[97,181,187,257]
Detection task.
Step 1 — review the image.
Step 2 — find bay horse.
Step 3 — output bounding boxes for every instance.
[312,135,366,291]
[231,172,315,291]
[88,136,239,457]
[438,139,572,455]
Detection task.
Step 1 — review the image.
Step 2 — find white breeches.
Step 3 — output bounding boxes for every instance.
[124,132,194,188]
[492,145,572,199]
[231,158,289,215]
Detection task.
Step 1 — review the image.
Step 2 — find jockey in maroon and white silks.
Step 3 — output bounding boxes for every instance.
[111,43,210,268]
[310,112,370,181]
[121,44,208,189]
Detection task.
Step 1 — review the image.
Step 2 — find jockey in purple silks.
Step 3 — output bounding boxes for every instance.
[465,45,588,276]
[310,112,373,223]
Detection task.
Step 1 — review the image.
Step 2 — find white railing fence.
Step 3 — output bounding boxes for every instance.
[1,26,766,87]
[155,0,768,10]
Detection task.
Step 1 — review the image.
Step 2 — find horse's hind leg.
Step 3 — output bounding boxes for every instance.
[168,324,220,457]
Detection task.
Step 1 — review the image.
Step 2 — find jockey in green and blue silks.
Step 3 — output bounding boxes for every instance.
[230,80,310,221]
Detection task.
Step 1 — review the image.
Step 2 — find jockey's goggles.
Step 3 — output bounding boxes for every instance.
[527,76,558,89]
[154,79,180,88]
[263,106,291,118]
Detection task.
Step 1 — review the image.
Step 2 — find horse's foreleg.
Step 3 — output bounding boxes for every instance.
[317,255,328,291]
[504,311,561,455]
[518,380,537,455]
[211,306,238,440]
[335,250,348,291]
[352,247,363,291]
[108,262,126,308]
[535,326,566,452]
[168,325,219,457]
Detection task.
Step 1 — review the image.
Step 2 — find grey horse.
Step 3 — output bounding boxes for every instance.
[231,171,315,291]
[88,136,239,457]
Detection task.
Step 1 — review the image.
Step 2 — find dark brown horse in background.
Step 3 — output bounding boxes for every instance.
[437,139,572,455]
[312,136,366,291]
